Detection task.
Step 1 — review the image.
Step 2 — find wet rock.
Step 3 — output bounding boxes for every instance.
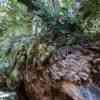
[0,91,16,100]
[80,85,100,100]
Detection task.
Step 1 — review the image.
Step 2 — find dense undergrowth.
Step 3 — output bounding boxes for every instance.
[0,0,100,100]
[0,0,32,73]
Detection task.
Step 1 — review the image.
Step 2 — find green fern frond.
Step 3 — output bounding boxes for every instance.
[80,0,100,19]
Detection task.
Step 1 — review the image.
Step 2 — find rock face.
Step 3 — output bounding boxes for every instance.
[49,50,92,84]
[22,45,94,100]
[1,44,100,100]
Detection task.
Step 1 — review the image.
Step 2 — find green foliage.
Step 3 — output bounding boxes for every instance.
[0,0,32,73]
[9,67,18,81]
[0,0,32,37]
[29,0,81,39]
[79,0,100,36]
[59,0,75,15]
[81,18,100,36]
[80,0,100,19]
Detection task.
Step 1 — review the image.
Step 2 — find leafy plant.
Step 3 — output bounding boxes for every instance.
[80,0,100,19]
[0,0,33,74]
[79,0,100,36]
